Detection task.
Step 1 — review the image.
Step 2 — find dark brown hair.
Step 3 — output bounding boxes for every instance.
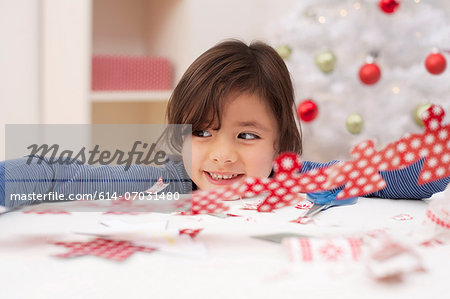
[166,39,302,155]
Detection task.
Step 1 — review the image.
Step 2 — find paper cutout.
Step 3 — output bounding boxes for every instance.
[179,228,203,238]
[145,177,169,194]
[283,237,363,263]
[392,214,414,221]
[395,105,449,185]
[326,140,402,199]
[22,208,71,215]
[290,216,311,224]
[74,220,208,259]
[53,237,156,261]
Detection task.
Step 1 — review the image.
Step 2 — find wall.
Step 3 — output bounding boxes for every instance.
[92,0,298,81]
[0,0,40,160]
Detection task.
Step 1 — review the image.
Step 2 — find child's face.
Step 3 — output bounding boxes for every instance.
[182,92,278,190]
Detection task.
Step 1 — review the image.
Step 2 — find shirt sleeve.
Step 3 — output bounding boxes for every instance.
[301,159,449,199]
[0,155,192,209]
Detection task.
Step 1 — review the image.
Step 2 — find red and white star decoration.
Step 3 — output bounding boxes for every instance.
[186,105,449,213]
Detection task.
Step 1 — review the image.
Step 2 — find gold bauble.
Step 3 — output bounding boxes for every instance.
[315,50,336,74]
[413,103,432,127]
[346,113,364,134]
[276,45,292,60]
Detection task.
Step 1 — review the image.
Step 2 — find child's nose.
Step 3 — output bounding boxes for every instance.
[209,139,237,164]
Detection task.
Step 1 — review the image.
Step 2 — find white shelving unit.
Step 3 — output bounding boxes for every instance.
[90,0,298,123]
[91,0,182,123]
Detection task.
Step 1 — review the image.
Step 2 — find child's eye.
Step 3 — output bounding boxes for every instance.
[238,132,260,140]
[192,130,212,137]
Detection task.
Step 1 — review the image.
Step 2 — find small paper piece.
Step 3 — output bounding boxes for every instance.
[53,237,156,261]
[392,214,414,221]
[22,207,71,215]
[295,202,313,210]
[290,216,312,224]
[145,177,169,194]
[252,232,312,244]
[179,228,203,238]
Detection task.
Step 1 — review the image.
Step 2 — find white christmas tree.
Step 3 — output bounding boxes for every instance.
[269,0,450,162]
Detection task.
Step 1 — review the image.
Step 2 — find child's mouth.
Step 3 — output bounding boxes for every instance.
[204,171,244,185]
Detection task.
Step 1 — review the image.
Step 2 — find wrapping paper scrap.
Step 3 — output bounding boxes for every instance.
[74,220,207,259]
[283,237,363,263]
[179,228,203,238]
[53,237,156,261]
[364,233,425,281]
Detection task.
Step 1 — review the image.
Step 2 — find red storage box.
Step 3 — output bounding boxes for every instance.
[91,55,172,91]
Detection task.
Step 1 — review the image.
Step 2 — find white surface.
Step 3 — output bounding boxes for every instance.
[1,196,449,299]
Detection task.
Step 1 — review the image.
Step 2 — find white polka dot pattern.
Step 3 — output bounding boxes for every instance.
[397,105,449,185]
[256,153,331,212]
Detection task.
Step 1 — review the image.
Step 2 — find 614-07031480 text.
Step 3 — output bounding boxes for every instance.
[9,191,180,202]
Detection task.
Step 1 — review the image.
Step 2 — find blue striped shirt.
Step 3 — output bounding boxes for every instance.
[0,155,448,210]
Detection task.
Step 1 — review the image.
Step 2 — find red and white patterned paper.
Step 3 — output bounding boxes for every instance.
[394,105,449,185]
[326,138,419,199]
[256,153,328,212]
[283,237,363,263]
[365,233,425,280]
[179,228,203,239]
[53,237,156,261]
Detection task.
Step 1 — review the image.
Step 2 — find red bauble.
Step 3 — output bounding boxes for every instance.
[297,100,318,122]
[379,0,400,14]
[425,52,447,75]
[359,63,381,85]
